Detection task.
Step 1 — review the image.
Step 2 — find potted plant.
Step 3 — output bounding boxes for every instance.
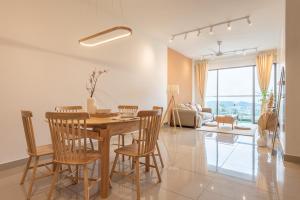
[86,69,107,114]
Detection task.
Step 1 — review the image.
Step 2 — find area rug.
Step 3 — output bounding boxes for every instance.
[198,124,257,137]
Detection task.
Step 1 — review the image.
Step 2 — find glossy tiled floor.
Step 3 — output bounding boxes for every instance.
[1,127,300,199]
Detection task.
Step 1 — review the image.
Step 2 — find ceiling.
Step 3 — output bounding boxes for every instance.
[90,0,284,59]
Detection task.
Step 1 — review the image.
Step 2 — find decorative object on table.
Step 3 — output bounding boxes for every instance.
[215,114,238,130]
[174,103,213,128]
[86,69,107,114]
[162,84,182,128]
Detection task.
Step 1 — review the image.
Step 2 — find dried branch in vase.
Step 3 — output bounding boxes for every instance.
[86,69,107,98]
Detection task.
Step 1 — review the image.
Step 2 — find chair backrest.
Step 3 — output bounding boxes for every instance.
[152,106,164,133]
[21,111,37,155]
[55,106,83,112]
[136,110,161,156]
[118,105,138,115]
[45,112,90,163]
[152,106,163,116]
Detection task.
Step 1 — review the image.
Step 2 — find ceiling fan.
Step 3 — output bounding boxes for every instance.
[209,41,226,56]
[201,41,258,59]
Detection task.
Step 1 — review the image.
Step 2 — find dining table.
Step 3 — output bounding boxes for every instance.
[85,116,140,198]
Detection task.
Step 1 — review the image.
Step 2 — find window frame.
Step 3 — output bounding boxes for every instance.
[205,64,277,123]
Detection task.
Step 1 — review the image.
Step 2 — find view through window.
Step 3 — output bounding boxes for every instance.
[205,65,276,123]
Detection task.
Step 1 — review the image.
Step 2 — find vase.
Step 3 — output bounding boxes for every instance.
[257,130,267,147]
[87,97,97,114]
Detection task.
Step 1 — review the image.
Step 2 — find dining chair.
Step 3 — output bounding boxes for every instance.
[46,112,102,200]
[55,105,95,151]
[20,111,53,199]
[117,105,139,161]
[152,106,165,168]
[55,106,84,112]
[110,110,162,200]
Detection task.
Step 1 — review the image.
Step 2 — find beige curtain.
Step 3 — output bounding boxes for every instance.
[256,50,276,113]
[256,50,275,93]
[195,60,208,107]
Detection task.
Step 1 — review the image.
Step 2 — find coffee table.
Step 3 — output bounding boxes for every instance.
[215,114,238,129]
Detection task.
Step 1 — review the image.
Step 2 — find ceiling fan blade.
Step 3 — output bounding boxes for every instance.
[209,48,217,54]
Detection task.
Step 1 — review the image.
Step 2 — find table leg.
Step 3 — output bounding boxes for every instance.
[99,129,110,198]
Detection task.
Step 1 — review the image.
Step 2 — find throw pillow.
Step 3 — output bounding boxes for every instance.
[196,104,202,112]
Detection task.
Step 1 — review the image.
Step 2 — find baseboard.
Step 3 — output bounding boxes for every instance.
[0,158,28,171]
[284,154,300,163]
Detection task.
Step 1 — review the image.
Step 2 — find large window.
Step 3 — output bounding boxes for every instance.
[205,65,276,123]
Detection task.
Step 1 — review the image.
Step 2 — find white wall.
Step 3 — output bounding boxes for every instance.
[285,0,300,157]
[0,0,167,164]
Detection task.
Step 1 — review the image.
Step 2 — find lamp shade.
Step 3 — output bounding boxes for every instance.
[167,84,180,96]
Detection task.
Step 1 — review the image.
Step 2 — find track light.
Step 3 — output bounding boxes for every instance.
[209,26,214,35]
[247,17,252,26]
[227,23,232,31]
[170,15,252,42]
[169,35,174,43]
[197,30,201,37]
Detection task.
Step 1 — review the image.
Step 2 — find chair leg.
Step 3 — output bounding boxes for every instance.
[27,156,39,199]
[121,135,125,161]
[20,156,32,185]
[75,165,79,184]
[83,165,89,200]
[134,157,141,200]
[47,163,60,200]
[110,153,119,179]
[89,138,94,151]
[156,142,164,168]
[151,153,161,183]
[118,135,121,149]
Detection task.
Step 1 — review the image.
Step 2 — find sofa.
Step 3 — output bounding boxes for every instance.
[171,103,213,128]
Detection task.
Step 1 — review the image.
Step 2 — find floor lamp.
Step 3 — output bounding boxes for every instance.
[161,84,182,128]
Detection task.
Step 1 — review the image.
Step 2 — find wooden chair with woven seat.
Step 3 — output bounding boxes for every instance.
[152,106,165,168]
[46,112,102,200]
[55,106,84,112]
[117,105,138,160]
[20,111,54,200]
[55,106,95,151]
[110,110,162,200]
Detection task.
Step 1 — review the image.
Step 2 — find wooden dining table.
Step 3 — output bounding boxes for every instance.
[85,116,140,198]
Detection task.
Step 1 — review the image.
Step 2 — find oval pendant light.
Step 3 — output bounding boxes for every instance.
[79,26,132,47]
